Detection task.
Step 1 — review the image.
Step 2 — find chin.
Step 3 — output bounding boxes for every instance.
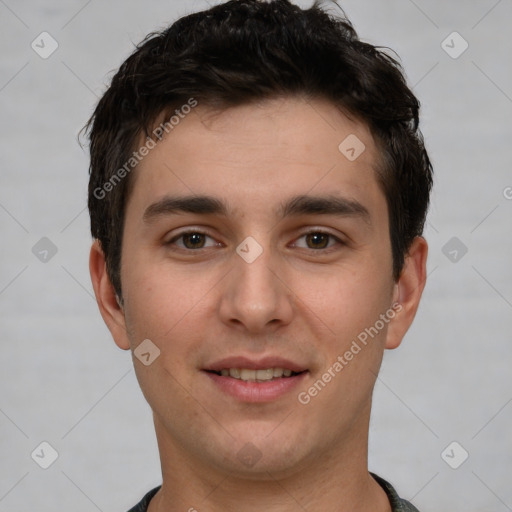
[213,427,313,479]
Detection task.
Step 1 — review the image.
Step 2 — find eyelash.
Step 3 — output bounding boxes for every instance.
[166,229,344,252]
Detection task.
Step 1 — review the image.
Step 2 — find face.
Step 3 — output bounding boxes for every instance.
[92,96,425,479]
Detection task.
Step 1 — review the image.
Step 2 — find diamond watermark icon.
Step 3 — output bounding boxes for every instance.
[338,134,365,161]
[442,236,468,263]
[134,339,160,366]
[236,442,263,467]
[31,441,59,469]
[31,32,59,59]
[441,32,468,59]
[32,237,58,263]
[441,441,469,469]
[236,236,263,264]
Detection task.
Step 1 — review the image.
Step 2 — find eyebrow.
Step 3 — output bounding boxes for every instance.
[142,194,370,223]
[281,194,370,221]
[143,195,229,222]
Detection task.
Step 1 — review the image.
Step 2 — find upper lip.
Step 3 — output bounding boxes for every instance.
[203,356,308,373]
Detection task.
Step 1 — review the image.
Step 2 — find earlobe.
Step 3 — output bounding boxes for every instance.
[385,237,428,350]
[89,240,131,350]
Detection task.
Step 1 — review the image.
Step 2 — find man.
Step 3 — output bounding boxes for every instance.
[85,1,433,510]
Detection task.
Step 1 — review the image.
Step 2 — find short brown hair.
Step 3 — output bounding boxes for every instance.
[83,0,433,298]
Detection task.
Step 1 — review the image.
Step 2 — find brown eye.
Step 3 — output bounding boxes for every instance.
[291,231,344,252]
[182,232,206,249]
[167,231,218,250]
[305,232,330,249]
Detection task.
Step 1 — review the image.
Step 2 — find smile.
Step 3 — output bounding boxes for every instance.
[211,367,301,382]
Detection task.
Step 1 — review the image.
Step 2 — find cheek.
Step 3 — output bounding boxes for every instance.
[120,259,214,349]
[297,257,393,332]
[121,271,205,397]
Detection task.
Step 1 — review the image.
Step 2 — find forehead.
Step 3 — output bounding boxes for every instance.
[126,96,385,221]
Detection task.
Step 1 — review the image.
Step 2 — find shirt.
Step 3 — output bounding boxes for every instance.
[126,473,420,511]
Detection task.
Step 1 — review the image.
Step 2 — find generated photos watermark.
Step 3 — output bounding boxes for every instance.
[93,98,198,200]
[298,302,403,405]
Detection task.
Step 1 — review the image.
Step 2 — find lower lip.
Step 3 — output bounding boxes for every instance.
[203,371,308,403]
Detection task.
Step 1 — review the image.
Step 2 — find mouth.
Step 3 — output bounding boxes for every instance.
[206,367,305,382]
[202,357,309,402]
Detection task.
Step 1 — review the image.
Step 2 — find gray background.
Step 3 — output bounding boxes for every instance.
[1,0,511,510]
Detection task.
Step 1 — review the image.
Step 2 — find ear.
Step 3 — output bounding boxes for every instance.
[385,236,428,350]
[89,239,131,350]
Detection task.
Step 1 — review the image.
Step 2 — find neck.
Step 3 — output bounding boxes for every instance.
[148,409,391,512]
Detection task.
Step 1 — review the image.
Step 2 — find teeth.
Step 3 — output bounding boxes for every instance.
[239,369,256,381]
[229,368,240,378]
[273,367,284,377]
[218,368,297,381]
[256,369,274,380]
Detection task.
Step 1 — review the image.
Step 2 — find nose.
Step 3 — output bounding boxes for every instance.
[218,242,294,334]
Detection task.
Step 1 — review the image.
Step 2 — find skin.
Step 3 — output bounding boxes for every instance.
[90,96,427,512]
